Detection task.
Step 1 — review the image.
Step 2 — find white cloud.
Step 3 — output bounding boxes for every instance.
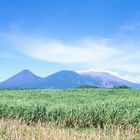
[19,40,119,64]
[0,32,119,64]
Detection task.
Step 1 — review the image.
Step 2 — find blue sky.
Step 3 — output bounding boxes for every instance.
[0,0,140,82]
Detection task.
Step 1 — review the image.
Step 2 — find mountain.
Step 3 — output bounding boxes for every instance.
[35,70,93,89]
[0,70,140,89]
[0,69,42,89]
[79,71,140,88]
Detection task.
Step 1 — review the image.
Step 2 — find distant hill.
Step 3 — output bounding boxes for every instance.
[35,70,94,89]
[0,70,140,89]
[77,85,99,89]
[0,69,42,89]
[79,71,140,88]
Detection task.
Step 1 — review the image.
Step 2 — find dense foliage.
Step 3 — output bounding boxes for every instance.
[0,89,140,128]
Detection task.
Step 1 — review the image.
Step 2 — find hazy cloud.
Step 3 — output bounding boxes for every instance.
[1,23,140,82]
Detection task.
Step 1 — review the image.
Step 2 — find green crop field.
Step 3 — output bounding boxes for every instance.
[0,88,140,128]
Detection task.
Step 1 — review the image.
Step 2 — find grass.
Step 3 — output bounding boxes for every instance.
[0,119,140,140]
[0,88,140,139]
[0,88,140,128]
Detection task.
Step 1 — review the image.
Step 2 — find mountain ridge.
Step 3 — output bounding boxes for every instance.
[0,69,42,88]
[79,71,138,88]
[0,69,139,89]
